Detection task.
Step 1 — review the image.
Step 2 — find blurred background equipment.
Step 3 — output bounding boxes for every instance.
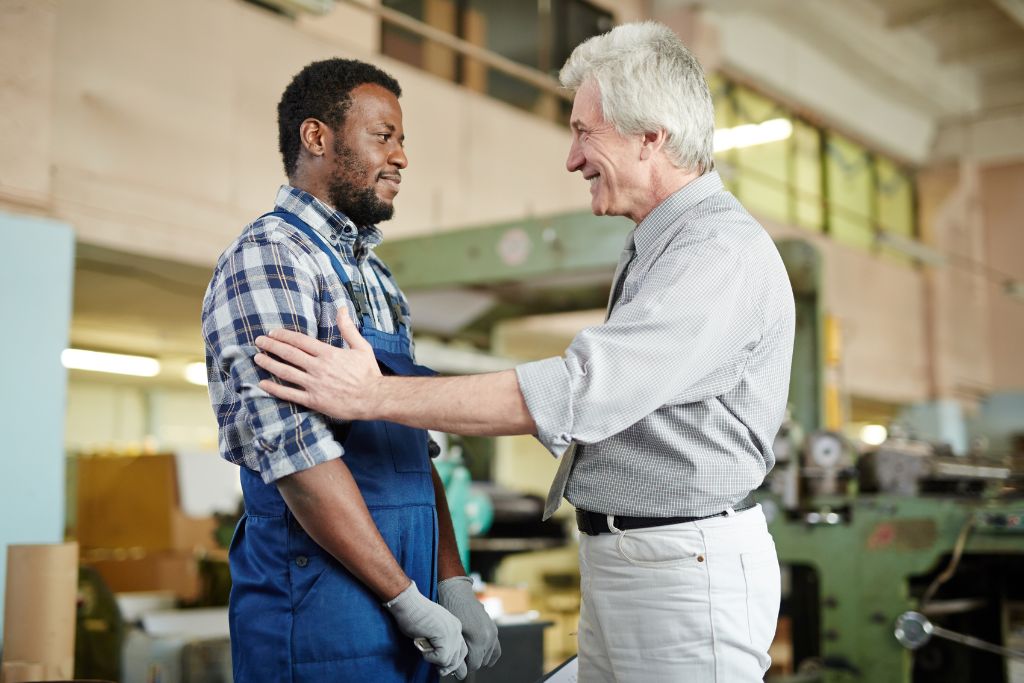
[756,239,1024,683]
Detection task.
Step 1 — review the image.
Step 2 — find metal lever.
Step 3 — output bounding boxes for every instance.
[894,611,1024,660]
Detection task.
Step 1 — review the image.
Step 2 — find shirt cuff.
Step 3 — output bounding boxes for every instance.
[255,416,344,483]
[515,356,574,458]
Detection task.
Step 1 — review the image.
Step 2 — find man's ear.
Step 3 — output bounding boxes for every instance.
[639,129,667,160]
[299,118,329,158]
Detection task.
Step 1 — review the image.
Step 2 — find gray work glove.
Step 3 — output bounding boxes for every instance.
[384,581,469,679]
[438,576,502,671]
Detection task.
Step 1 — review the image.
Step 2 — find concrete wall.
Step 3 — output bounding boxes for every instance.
[1,0,587,268]
[982,162,1024,391]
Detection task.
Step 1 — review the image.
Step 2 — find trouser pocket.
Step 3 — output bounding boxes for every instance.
[741,546,781,651]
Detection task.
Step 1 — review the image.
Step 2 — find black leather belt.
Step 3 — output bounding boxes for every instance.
[576,496,756,536]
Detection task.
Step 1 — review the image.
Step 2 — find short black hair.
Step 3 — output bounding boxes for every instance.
[277,58,402,178]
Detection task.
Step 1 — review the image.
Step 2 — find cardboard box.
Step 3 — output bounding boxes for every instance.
[479,585,532,615]
[2,543,79,681]
[83,550,202,603]
[75,453,218,553]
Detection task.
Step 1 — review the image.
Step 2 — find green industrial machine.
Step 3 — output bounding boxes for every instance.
[764,492,1024,682]
[759,243,1024,682]
[433,435,495,571]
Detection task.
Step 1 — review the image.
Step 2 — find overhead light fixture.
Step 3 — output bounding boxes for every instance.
[61,349,161,377]
[859,424,888,446]
[714,118,793,152]
[184,362,209,386]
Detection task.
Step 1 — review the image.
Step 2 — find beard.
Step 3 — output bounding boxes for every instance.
[327,139,395,227]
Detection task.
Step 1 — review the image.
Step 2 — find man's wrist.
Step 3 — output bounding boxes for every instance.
[363,374,389,421]
[383,578,416,607]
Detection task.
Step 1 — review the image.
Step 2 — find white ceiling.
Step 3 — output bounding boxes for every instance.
[656,0,1024,163]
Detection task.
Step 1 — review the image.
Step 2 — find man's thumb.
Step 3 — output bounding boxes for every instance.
[337,306,371,352]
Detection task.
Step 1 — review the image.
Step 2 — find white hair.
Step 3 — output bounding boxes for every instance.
[559,21,715,174]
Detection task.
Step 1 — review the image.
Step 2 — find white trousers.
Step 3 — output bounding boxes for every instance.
[577,504,780,683]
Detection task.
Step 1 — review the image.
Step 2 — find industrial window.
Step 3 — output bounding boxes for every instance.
[876,157,916,264]
[380,0,612,122]
[730,85,791,227]
[710,76,919,263]
[792,120,823,233]
[826,132,874,250]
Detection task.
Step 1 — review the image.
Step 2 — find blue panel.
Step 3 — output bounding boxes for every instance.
[898,399,969,455]
[971,392,1024,456]
[0,211,75,640]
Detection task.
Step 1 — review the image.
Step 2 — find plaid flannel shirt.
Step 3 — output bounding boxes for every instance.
[202,186,413,483]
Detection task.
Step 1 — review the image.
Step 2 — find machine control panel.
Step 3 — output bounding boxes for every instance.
[975,511,1024,533]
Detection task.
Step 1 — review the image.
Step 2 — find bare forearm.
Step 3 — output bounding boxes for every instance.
[370,370,536,436]
[277,458,410,601]
[432,465,466,580]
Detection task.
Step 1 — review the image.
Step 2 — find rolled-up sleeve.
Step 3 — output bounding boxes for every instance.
[515,237,759,457]
[204,236,344,483]
[515,356,576,457]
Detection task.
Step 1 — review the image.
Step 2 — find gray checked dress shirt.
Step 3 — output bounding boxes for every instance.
[515,171,795,518]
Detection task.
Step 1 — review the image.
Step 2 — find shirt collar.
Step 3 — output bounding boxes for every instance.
[632,170,724,254]
[274,185,384,250]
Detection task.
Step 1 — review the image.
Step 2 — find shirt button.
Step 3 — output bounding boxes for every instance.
[295,555,309,568]
[697,555,705,563]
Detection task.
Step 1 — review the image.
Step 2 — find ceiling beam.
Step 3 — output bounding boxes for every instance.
[991,0,1024,29]
[937,33,1024,64]
[880,0,967,28]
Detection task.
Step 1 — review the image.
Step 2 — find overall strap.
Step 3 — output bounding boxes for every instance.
[261,210,374,329]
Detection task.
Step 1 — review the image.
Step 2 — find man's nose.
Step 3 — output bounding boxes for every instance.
[390,146,408,169]
[566,139,583,173]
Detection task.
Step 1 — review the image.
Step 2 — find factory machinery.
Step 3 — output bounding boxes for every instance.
[761,426,1024,683]
[758,244,1024,683]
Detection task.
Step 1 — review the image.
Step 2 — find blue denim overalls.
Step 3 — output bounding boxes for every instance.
[228,210,440,683]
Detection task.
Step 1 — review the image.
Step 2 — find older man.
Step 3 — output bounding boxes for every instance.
[254,23,794,682]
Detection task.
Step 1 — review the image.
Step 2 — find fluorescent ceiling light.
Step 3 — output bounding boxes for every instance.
[185,362,209,386]
[714,118,793,152]
[61,348,161,377]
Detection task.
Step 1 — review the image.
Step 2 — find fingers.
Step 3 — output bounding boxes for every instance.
[255,334,316,369]
[257,379,310,407]
[253,352,308,387]
[438,640,469,679]
[263,327,328,357]
[336,307,373,353]
[484,639,502,668]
